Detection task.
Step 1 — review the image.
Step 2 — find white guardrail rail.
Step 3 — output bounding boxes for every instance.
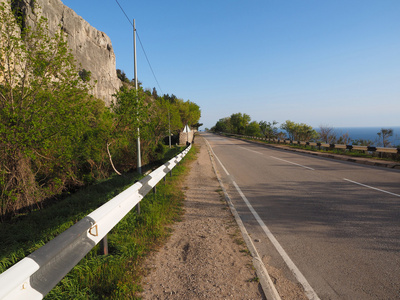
[0,144,192,300]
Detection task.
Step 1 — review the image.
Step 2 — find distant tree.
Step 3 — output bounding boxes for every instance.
[214,117,231,133]
[352,139,373,146]
[297,123,318,141]
[175,99,201,128]
[276,132,286,140]
[281,120,317,141]
[318,125,336,143]
[259,121,267,136]
[144,88,152,96]
[188,101,201,127]
[336,133,351,145]
[163,93,177,104]
[245,121,261,136]
[377,128,393,147]
[152,87,158,98]
[230,113,251,134]
[280,120,296,140]
[260,120,279,138]
[116,69,129,82]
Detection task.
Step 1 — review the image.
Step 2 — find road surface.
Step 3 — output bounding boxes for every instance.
[203,132,400,300]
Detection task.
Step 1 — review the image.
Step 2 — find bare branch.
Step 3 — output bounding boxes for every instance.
[106,142,122,176]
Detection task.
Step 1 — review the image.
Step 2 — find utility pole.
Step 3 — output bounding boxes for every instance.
[133,19,142,174]
[168,108,171,148]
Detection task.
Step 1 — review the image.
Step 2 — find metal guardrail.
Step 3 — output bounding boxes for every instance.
[222,133,400,155]
[0,144,192,300]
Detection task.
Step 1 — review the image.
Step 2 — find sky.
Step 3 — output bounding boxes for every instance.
[63,0,400,130]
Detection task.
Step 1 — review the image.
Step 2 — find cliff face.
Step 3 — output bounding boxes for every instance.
[12,0,122,104]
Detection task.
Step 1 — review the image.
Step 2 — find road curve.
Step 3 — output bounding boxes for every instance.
[202,132,400,300]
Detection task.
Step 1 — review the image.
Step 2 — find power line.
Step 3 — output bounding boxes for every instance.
[136,31,163,95]
[115,0,132,26]
[114,0,164,95]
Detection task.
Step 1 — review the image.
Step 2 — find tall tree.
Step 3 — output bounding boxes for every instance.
[213,117,231,133]
[245,121,261,136]
[230,113,251,134]
[260,120,279,138]
[318,125,336,143]
[108,86,148,174]
[377,128,393,147]
[281,120,317,141]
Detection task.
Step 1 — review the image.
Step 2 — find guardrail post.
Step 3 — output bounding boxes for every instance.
[101,235,109,255]
[153,186,157,198]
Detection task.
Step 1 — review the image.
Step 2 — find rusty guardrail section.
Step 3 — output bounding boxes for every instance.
[0,144,192,300]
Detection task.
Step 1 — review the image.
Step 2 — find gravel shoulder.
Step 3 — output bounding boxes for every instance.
[140,136,265,299]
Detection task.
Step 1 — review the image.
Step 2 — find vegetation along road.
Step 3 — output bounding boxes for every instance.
[203,132,400,300]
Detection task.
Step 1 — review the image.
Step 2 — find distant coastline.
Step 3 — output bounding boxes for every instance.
[334,126,400,147]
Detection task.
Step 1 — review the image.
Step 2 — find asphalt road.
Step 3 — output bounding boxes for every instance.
[202,132,400,300]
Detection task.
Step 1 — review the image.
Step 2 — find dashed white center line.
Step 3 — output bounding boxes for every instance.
[343,178,400,198]
[238,146,263,155]
[238,147,315,171]
[270,156,315,170]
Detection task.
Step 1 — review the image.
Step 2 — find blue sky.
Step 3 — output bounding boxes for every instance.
[63,0,400,130]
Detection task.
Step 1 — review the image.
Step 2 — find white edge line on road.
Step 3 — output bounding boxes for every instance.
[204,138,281,300]
[230,180,320,300]
[343,178,400,198]
[270,156,315,171]
[205,137,320,300]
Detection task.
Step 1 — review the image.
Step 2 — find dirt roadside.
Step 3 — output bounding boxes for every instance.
[140,136,265,299]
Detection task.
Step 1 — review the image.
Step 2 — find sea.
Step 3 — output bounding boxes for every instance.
[331,126,400,147]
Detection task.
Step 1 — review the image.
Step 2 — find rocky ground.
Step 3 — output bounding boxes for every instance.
[140,136,265,299]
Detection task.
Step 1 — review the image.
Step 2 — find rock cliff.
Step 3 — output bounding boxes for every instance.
[8,0,122,104]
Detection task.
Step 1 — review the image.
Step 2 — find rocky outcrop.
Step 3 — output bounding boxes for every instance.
[8,0,121,104]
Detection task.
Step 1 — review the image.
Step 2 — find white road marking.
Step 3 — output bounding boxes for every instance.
[207,138,320,300]
[270,156,315,170]
[343,178,400,198]
[238,146,263,155]
[205,139,282,300]
[238,147,316,172]
[212,149,231,175]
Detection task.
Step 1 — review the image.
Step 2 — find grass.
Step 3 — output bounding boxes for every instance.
[239,249,251,256]
[0,145,198,299]
[247,276,259,283]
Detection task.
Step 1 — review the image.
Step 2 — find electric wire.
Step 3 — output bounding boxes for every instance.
[136,31,164,95]
[114,0,164,95]
[115,0,133,27]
